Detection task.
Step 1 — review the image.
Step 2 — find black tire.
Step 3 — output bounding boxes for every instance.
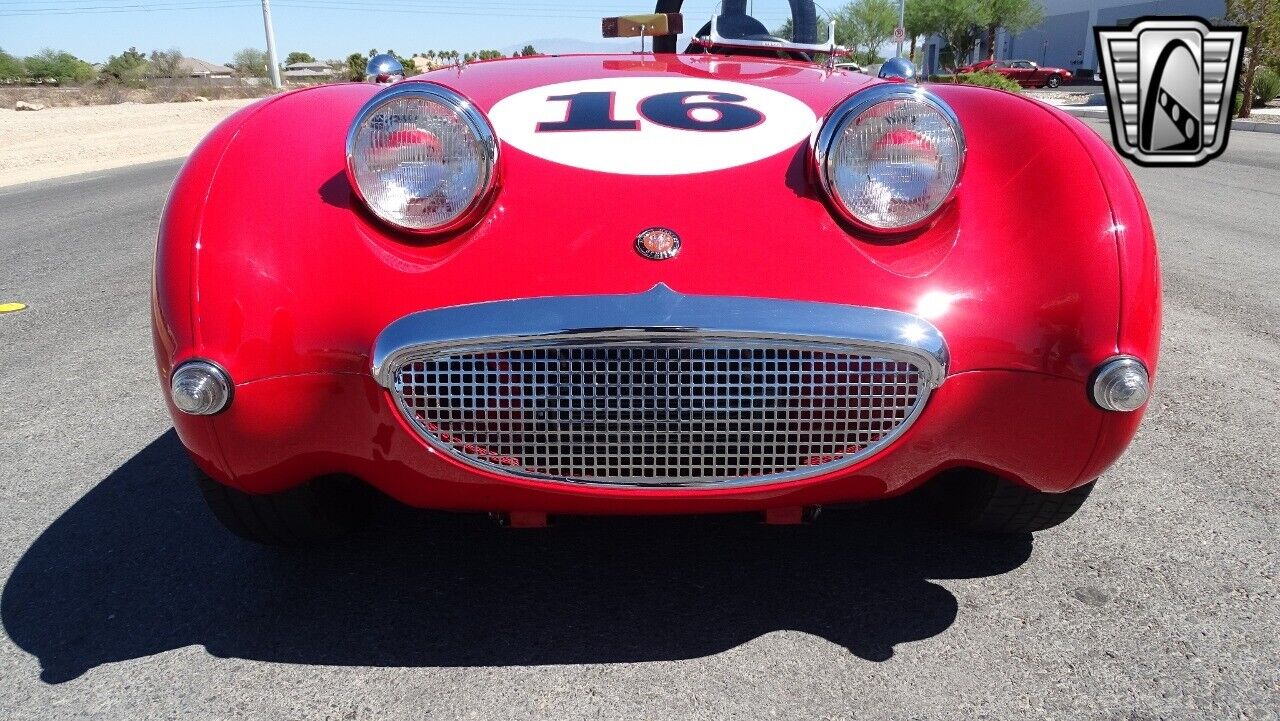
[194,466,373,546]
[927,470,1094,534]
[1046,74,1061,88]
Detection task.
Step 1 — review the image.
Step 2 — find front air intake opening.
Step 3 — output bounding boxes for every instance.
[390,340,932,488]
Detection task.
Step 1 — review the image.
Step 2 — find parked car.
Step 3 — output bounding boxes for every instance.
[958,59,1073,88]
[155,0,1159,544]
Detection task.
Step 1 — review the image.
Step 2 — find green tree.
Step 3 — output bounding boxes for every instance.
[102,46,150,81]
[1227,0,1280,118]
[515,44,539,57]
[231,47,270,78]
[150,47,184,78]
[983,0,1044,59]
[934,0,988,74]
[476,49,504,60]
[23,48,94,83]
[841,0,898,63]
[903,0,946,59]
[345,52,366,81]
[285,51,315,65]
[0,47,25,81]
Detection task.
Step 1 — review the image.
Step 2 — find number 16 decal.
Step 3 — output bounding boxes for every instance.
[536,90,765,133]
[487,77,817,175]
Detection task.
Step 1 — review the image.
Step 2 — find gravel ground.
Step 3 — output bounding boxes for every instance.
[0,98,257,187]
[0,120,1276,720]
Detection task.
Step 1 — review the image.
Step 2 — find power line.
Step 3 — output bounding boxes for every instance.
[0,1,255,16]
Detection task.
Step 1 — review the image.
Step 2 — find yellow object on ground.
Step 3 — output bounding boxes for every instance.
[0,302,28,313]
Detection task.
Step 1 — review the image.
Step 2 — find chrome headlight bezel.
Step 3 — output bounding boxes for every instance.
[813,84,966,233]
[345,82,500,235]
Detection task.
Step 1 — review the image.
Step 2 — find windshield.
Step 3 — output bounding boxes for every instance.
[653,0,834,56]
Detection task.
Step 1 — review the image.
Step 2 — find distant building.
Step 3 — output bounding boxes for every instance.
[921,0,1226,76]
[177,57,235,79]
[282,61,334,80]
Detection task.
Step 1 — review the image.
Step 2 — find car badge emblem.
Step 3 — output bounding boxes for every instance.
[635,228,681,260]
[1095,17,1246,167]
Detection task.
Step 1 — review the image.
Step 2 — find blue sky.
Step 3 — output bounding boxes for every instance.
[0,0,804,65]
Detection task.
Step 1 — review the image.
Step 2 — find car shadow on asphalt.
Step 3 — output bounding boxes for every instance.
[2,430,1033,683]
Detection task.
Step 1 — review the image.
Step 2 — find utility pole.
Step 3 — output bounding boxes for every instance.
[261,0,281,88]
[896,0,906,59]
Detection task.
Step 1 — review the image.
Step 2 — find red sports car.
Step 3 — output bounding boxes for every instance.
[959,59,1074,88]
[153,1,1159,544]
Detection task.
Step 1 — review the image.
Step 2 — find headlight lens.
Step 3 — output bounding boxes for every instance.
[815,85,964,231]
[346,83,498,233]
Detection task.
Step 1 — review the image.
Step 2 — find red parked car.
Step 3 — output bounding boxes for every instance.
[959,59,1074,88]
[154,1,1159,545]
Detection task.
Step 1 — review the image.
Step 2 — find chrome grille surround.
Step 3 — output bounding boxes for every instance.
[372,284,948,489]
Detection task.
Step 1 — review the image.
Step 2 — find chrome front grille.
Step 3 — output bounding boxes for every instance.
[391,342,928,486]
[373,285,948,488]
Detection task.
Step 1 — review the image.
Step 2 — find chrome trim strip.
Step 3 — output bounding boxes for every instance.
[373,284,948,387]
[371,284,949,489]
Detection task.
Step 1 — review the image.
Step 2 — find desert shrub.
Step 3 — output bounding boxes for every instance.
[0,82,278,108]
[931,70,1022,93]
[1252,66,1280,107]
[149,86,191,103]
[101,83,131,104]
[958,70,1022,92]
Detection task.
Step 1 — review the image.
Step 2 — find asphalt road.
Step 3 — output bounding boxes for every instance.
[0,121,1276,720]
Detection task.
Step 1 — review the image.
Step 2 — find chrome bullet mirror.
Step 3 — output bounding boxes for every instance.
[365,54,405,84]
[878,57,918,83]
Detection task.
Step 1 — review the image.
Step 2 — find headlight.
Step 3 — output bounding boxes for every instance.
[346,83,499,234]
[814,85,965,232]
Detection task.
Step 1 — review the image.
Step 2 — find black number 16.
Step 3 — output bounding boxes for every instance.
[535,91,765,133]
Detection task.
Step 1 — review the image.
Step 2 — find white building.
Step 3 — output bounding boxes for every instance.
[282,61,334,81]
[922,0,1226,77]
[176,57,234,79]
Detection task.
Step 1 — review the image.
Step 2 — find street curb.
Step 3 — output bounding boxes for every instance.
[1055,104,1280,134]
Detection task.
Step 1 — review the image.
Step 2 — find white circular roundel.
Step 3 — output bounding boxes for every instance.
[487,76,817,175]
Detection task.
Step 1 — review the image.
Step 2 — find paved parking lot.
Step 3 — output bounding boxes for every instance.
[0,120,1276,719]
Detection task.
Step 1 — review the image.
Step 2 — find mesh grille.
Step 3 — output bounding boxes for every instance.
[392,343,926,486]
